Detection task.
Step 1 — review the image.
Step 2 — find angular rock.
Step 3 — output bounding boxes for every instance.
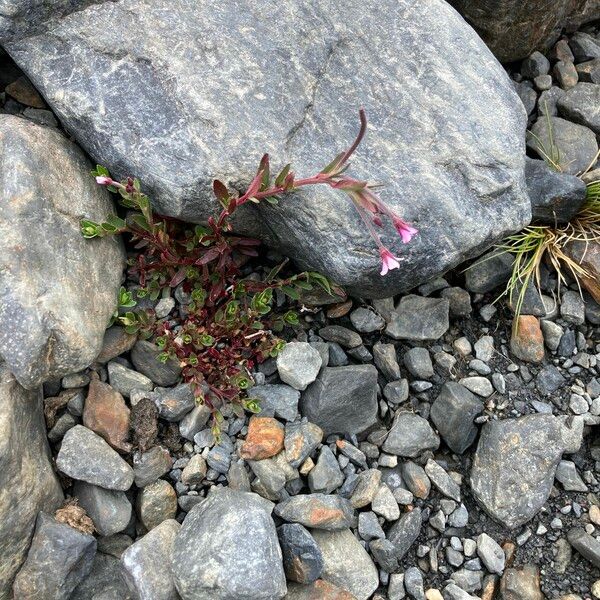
[555,460,588,492]
[285,579,357,599]
[567,527,600,567]
[558,82,600,135]
[382,412,440,458]
[371,507,422,571]
[0,114,123,388]
[121,519,180,600]
[528,116,598,175]
[476,533,505,575]
[278,524,324,584]
[308,446,344,494]
[254,384,300,422]
[57,425,134,491]
[525,157,587,224]
[0,366,63,597]
[2,0,528,298]
[178,403,211,441]
[310,529,378,600]
[402,462,431,499]
[430,382,483,454]
[83,374,131,452]
[181,454,207,486]
[136,479,177,531]
[386,296,449,341]
[240,416,285,461]
[350,469,382,509]
[373,342,401,382]
[425,459,461,502]
[285,421,324,468]
[131,340,181,386]
[564,240,600,304]
[470,415,576,528]
[74,481,132,537]
[172,488,286,599]
[133,446,173,488]
[13,513,96,600]
[510,315,545,363]
[499,564,543,600]
[300,365,378,435]
[107,361,153,398]
[275,494,355,530]
[147,383,195,422]
[404,347,433,379]
[465,251,514,293]
[71,553,133,600]
[277,342,322,391]
[95,326,137,364]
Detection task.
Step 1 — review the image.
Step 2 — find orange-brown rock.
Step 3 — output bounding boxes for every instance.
[565,240,600,304]
[6,76,46,108]
[326,300,353,319]
[510,315,545,363]
[239,416,284,460]
[286,579,357,599]
[83,374,131,452]
[94,326,137,364]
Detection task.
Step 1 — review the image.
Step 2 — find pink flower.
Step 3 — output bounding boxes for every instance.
[393,217,418,244]
[379,247,400,276]
[95,176,114,186]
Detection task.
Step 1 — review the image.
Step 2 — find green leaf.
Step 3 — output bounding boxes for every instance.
[281,285,300,300]
[319,151,345,175]
[80,219,102,239]
[91,165,110,177]
[275,163,291,187]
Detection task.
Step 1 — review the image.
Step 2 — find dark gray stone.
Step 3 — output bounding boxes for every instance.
[382,412,439,457]
[430,382,483,454]
[12,513,96,600]
[569,31,600,62]
[318,326,362,349]
[278,524,323,584]
[403,347,433,379]
[371,507,422,571]
[0,366,63,597]
[172,488,286,599]
[536,365,565,395]
[121,519,180,600]
[74,481,132,537]
[522,52,551,79]
[133,446,173,488]
[465,250,514,293]
[514,81,537,115]
[179,403,211,441]
[300,365,378,435]
[404,567,425,600]
[373,342,401,381]
[131,340,181,387]
[558,82,600,135]
[350,307,386,333]
[0,115,124,389]
[577,58,600,83]
[284,421,323,468]
[528,116,598,175]
[386,296,450,341]
[148,383,196,422]
[253,384,300,422]
[308,446,344,494]
[56,425,134,491]
[448,0,599,62]
[567,527,600,568]
[1,0,529,298]
[470,415,578,528]
[71,553,133,600]
[425,459,461,502]
[525,158,587,224]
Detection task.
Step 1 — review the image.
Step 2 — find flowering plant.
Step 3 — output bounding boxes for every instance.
[82,110,415,433]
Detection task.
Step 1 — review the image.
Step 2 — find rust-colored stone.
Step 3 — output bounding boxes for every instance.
[239,416,284,460]
[565,240,600,304]
[6,76,46,108]
[83,373,131,452]
[510,315,545,363]
[326,300,353,319]
[94,326,138,363]
[308,506,344,528]
[286,579,357,599]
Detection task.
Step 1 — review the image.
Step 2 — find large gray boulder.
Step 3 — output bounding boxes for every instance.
[0,114,124,388]
[448,0,600,62]
[1,0,528,297]
[172,488,286,599]
[0,364,63,599]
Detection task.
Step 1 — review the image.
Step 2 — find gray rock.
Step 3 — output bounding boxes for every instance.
[554,60,579,90]
[425,459,461,502]
[300,365,378,435]
[465,250,514,293]
[318,326,362,349]
[470,415,574,528]
[136,479,177,531]
[274,494,355,531]
[350,307,386,333]
[476,532,505,575]
[382,412,439,457]
[358,511,386,541]
[172,488,286,599]
[57,425,134,491]
[249,458,287,498]
[561,290,585,324]
[0,366,63,597]
[310,528,378,600]
[121,519,180,600]
[558,82,600,135]
[386,296,449,341]
[385,507,422,566]
[431,382,483,454]
[131,340,181,387]
[0,115,123,388]
[569,31,600,62]
[384,379,410,404]
[133,446,173,487]
[107,362,153,398]
[514,81,537,115]
[2,0,529,298]
[528,116,598,175]
[350,469,382,509]
[373,342,402,381]
[402,461,431,499]
[541,320,563,351]
[73,481,132,537]
[371,484,400,521]
[404,567,425,600]
[276,342,322,391]
[253,384,300,422]
[536,364,565,395]
[538,86,566,117]
[147,383,196,421]
[567,527,600,568]
[308,446,344,494]
[448,0,598,62]
[404,347,433,379]
[522,51,551,79]
[178,403,211,440]
[284,421,323,468]
[444,583,480,600]
[555,460,588,492]
[12,513,96,600]
[71,553,133,600]
[440,287,472,317]
[525,158,587,224]
[278,524,323,584]
[577,58,600,83]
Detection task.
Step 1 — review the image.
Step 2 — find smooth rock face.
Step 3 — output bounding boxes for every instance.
[470,415,574,528]
[12,512,96,600]
[2,0,528,298]
[0,365,63,598]
[73,481,132,537]
[448,0,599,62]
[71,553,133,600]
[121,519,180,600]
[0,114,124,388]
[172,488,286,599]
